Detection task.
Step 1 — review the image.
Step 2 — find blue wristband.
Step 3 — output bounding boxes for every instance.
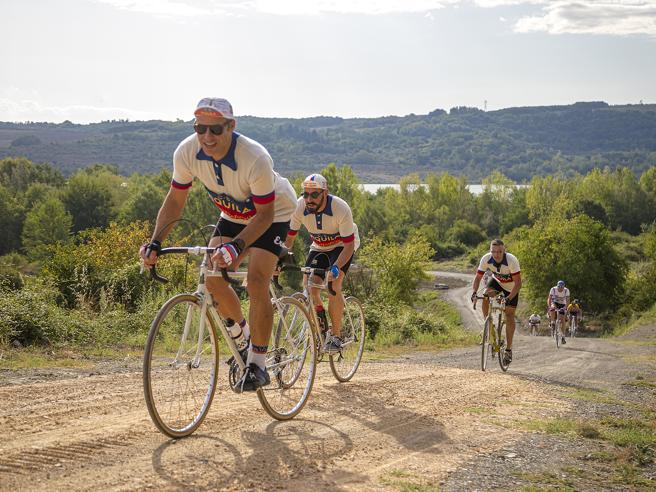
[329,264,340,279]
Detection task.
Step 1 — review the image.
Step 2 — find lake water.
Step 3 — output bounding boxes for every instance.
[360,184,526,195]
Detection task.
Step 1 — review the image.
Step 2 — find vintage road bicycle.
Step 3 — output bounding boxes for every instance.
[473,292,511,372]
[275,262,366,382]
[549,306,567,349]
[142,246,318,438]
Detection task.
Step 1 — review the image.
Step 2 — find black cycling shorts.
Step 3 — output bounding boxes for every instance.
[305,247,353,278]
[485,277,519,308]
[213,218,289,257]
[552,302,566,313]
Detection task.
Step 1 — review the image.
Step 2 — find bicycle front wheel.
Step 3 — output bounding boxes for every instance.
[555,321,561,349]
[497,314,509,372]
[330,296,366,382]
[481,318,491,371]
[143,294,219,438]
[257,296,317,420]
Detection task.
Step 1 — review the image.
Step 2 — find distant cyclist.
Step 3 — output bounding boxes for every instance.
[284,173,360,353]
[548,280,570,345]
[528,313,541,336]
[471,239,522,366]
[567,299,582,333]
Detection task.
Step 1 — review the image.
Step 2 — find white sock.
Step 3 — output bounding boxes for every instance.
[246,350,267,370]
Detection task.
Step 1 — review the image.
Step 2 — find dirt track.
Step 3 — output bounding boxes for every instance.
[1,275,654,490]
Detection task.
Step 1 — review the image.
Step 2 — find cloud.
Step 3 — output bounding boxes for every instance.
[0,98,163,124]
[474,1,656,37]
[90,0,656,37]
[514,1,656,37]
[91,0,458,17]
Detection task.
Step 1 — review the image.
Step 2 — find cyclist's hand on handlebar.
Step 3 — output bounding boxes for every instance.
[328,264,340,281]
[212,241,242,268]
[140,240,161,267]
[470,291,477,304]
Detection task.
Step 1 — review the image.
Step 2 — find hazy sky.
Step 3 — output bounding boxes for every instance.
[2,0,655,123]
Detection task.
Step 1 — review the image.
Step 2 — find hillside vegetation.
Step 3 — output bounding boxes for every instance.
[1,156,655,354]
[1,101,655,181]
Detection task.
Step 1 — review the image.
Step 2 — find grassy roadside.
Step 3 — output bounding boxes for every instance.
[1,290,478,371]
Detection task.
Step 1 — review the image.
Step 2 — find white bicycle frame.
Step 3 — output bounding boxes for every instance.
[169,247,301,375]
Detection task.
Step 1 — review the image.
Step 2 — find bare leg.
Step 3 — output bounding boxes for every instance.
[505,306,516,349]
[246,248,278,348]
[206,235,245,322]
[327,275,345,338]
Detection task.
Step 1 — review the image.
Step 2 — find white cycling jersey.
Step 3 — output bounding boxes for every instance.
[288,195,360,252]
[549,286,570,305]
[171,132,296,224]
[528,314,541,324]
[476,252,521,293]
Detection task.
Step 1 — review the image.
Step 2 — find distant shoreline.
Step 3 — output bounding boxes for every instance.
[361,184,528,195]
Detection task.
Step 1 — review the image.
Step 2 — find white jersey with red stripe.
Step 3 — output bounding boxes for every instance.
[288,195,360,252]
[171,132,296,224]
[549,286,570,305]
[476,252,521,292]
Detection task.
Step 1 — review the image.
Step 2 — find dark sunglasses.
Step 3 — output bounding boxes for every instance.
[193,122,230,136]
[302,190,323,199]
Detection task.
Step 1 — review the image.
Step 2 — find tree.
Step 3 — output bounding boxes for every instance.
[59,173,115,232]
[21,198,72,256]
[359,235,434,305]
[514,215,626,313]
[0,185,25,255]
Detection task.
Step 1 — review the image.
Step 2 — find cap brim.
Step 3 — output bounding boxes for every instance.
[194,107,235,119]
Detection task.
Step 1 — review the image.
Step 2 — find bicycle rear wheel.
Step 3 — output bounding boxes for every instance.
[143,294,219,438]
[497,314,509,372]
[330,296,366,382]
[257,296,317,420]
[481,318,491,371]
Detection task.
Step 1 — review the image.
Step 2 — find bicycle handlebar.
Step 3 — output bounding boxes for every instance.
[145,246,234,285]
[472,293,507,311]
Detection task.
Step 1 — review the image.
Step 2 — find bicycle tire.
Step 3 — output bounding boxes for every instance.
[329,296,366,382]
[497,313,509,372]
[481,317,491,371]
[257,296,318,420]
[570,318,577,338]
[143,294,219,438]
[555,320,561,349]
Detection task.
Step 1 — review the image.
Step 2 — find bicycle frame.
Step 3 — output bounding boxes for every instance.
[152,247,299,375]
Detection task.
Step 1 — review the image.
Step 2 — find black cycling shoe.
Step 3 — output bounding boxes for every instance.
[561,337,567,345]
[236,363,270,393]
[503,349,513,365]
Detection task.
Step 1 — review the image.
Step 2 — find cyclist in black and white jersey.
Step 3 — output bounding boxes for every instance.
[471,239,522,366]
[140,97,297,392]
[548,280,570,345]
[284,173,360,353]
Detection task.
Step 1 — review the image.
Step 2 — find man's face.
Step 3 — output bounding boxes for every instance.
[303,187,326,213]
[490,245,504,263]
[194,113,234,158]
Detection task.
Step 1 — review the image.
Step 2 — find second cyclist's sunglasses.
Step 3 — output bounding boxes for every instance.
[193,121,230,136]
[302,190,324,199]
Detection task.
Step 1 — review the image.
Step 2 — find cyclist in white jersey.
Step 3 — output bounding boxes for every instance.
[284,173,360,353]
[471,239,522,365]
[548,280,570,345]
[140,97,296,392]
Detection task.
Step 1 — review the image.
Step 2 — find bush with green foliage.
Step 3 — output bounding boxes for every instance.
[514,215,627,313]
[359,235,434,305]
